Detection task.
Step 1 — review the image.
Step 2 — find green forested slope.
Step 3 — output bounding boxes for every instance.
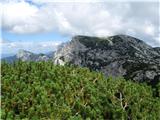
[1,61,160,120]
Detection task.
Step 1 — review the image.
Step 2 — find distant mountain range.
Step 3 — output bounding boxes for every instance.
[2,34,160,85]
[2,50,55,63]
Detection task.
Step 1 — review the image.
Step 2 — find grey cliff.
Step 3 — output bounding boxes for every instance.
[53,35,160,85]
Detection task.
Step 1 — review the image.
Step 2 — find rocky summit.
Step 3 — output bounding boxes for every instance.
[2,50,54,62]
[53,35,160,85]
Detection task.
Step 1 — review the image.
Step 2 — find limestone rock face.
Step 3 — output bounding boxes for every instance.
[3,50,54,62]
[53,35,160,85]
[16,50,36,61]
[16,50,52,62]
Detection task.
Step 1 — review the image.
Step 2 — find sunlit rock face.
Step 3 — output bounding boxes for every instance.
[3,50,54,62]
[53,35,160,85]
[16,50,35,61]
[16,50,51,62]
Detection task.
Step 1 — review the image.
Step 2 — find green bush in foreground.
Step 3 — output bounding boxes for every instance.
[1,61,160,119]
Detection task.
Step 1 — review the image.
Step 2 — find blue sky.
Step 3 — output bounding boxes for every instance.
[2,30,69,43]
[0,0,159,57]
[1,30,69,57]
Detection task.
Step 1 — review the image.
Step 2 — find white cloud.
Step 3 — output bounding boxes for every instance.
[0,38,10,43]
[155,37,160,45]
[2,1,51,34]
[1,0,160,46]
[38,41,62,48]
[6,0,158,3]
[2,0,58,34]
[1,41,62,54]
[144,22,155,36]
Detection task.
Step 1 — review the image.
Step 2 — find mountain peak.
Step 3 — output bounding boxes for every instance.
[16,49,34,61]
[54,35,160,85]
[72,34,150,47]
